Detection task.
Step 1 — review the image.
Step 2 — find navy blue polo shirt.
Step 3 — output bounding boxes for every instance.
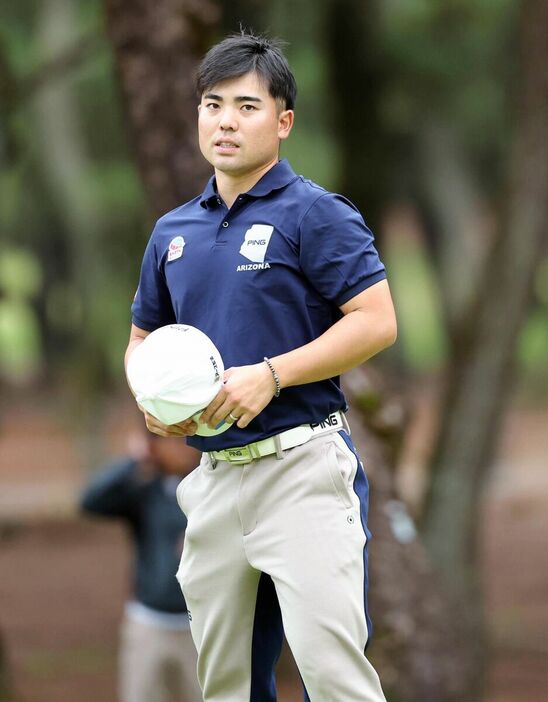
[132,159,386,451]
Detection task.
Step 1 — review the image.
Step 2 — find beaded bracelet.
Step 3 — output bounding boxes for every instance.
[263,357,281,397]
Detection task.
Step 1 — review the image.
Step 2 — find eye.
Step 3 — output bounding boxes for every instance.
[241,104,257,112]
[205,102,219,111]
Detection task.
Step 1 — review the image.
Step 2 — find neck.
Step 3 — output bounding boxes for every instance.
[216,158,278,208]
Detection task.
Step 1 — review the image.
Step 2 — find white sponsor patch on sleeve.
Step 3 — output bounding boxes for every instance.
[167,235,185,262]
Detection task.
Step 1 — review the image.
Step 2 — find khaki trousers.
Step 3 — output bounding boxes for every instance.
[176,430,386,702]
[119,615,202,702]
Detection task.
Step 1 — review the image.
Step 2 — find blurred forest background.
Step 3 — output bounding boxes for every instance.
[1,0,547,701]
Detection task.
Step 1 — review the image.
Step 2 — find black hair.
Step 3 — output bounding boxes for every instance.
[196,31,297,110]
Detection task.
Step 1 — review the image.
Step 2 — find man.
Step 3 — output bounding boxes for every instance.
[80,431,202,702]
[126,31,396,702]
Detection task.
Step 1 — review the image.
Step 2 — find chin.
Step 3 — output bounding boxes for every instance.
[214,159,239,169]
[214,161,248,175]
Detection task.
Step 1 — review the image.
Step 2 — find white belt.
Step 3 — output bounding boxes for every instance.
[209,411,348,465]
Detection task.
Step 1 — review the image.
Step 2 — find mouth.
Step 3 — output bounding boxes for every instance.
[214,140,239,152]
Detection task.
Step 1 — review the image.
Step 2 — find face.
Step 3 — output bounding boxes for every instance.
[198,72,294,179]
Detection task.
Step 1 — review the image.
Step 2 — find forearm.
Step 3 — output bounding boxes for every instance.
[125,339,144,380]
[273,307,396,389]
[125,325,150,395]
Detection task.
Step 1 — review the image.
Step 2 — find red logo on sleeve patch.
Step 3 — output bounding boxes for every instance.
[167,236,185,262]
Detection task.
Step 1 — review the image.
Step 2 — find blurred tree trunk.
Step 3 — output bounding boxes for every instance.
[421,0,548,627]
[415,121,489,332]
[103,0,220,218]
[33,0,127,465]
[323,0,390,240]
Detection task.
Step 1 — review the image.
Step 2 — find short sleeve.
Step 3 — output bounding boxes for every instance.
[131,229,176,331]
[298,193,386,306]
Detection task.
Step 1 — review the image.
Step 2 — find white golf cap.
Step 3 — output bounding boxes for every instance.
[126,324,230,436]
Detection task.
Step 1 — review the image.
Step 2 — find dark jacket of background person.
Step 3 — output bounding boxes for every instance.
[80,456,188,613]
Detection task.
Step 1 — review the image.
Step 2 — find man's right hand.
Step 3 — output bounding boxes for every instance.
[139,404,198,437]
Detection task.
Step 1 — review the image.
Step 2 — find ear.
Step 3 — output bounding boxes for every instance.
[278,110,294,141]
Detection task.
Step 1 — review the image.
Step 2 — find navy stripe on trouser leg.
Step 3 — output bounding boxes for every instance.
[339,429,373,649]
[251,572,310,702]
[250,572,283,701]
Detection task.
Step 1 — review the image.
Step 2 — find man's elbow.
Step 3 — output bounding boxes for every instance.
[378,315,398,351]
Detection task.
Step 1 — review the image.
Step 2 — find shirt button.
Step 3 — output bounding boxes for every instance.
[222,221,229,228]
[217,198,222,205]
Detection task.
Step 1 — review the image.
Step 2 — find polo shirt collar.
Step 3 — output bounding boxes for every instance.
[199,159,297,209]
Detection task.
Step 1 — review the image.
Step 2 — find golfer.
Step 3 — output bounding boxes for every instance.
[126,31,397,702]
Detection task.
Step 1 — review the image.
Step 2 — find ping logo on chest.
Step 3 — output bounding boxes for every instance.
[237,224,274,271]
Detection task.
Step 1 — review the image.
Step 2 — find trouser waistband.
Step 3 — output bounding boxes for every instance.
[208,411,349,465]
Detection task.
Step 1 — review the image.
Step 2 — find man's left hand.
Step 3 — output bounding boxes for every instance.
[199,362,277,429]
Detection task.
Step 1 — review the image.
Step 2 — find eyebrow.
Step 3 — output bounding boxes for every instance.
[203,93,263,104]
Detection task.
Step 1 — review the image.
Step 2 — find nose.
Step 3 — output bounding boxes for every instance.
[219,106,238,132]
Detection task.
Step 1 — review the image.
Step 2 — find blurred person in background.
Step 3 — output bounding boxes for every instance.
[80,431,202,702]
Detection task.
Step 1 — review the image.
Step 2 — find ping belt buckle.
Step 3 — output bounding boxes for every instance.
[220,445,255,463]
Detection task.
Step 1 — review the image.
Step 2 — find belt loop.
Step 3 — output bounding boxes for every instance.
[249,443,261,460]
[274,433,284,460]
